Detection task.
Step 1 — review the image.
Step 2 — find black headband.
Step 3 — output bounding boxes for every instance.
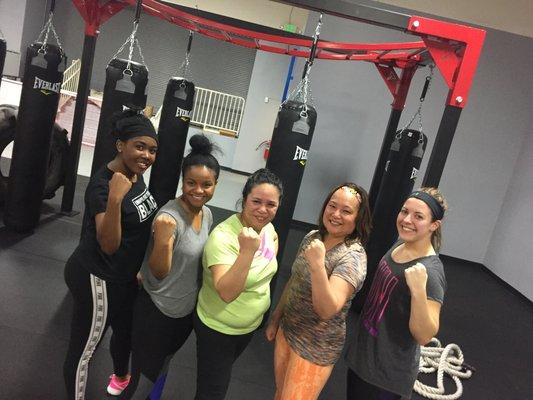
[115,115,158,143]
[408,191,444,220]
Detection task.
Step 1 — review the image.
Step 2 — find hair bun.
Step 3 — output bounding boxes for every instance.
[189,134,214,155]
[110,109,142,138]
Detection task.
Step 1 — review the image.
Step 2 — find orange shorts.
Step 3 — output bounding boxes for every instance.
[274,328,334,400]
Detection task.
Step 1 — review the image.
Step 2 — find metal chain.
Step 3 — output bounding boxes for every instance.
[110,21,147,72]
[49,19,63,50]
[178,34,193,81]
[284,73,314,111]
[37,12,63,54]
[179,54,191,81]
[313,15,323,43]
[111,36,130,61]
[301,68,310,115]
[399,64,434,135]
[135,38,147,70]
[127,21,139,69]
[282,15,322,113]
[37,13,53,49]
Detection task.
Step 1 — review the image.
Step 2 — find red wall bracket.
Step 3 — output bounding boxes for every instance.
[72,0,129,36]
[407,16,486,108]
[375,64,418,110]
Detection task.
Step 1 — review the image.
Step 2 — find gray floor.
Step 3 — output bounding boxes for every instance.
[1,166,533,399]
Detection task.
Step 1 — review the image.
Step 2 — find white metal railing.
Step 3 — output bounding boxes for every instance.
[191,87,245,136]
[59,58,81,109]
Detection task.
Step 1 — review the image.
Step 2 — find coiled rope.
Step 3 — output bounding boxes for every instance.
[414,338,475,400]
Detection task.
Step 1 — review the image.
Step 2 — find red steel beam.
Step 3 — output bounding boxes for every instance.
[70,1,485,109]
[129,0,426,66]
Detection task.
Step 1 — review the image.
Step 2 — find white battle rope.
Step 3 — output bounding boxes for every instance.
[414,338,474,400]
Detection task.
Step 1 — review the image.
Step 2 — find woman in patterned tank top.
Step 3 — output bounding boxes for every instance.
[266,183,372,400]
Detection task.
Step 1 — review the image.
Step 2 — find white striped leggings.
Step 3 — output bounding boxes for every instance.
[63,259,138,400]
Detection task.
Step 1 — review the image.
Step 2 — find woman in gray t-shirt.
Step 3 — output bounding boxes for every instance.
[345,187,448,400]
[119,135,219,399]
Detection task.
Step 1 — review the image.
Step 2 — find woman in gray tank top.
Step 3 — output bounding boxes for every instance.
[119,134,220,400]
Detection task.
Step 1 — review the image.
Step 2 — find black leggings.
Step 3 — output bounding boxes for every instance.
[193,311,255,400]
[119,288,193,400]
[63,260,138,400]
[346,368,402,400]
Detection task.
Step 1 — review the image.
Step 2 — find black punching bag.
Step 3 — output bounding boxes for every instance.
[91,58,148,175]
[0,38,6,88]
[266,100,317,258]
[4,43,66,232]
[353,129,426,312]
[149,78,195,207]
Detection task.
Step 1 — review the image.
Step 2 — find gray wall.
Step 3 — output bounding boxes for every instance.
[282,12,532,299]
[484,118,533,300]
[52,0,256,107]
[0,0,27,76]
[232,50,290,173]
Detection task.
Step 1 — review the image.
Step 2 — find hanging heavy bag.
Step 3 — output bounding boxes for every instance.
[352,129,427,312]
[149,78,195,207]
[266,100,317,258]
[0,38,6,87]
[90,58,148,175]
[4,43,66,232]
[0,104,69,206]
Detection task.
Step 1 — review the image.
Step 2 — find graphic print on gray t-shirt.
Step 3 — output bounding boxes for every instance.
[362,259,399,337]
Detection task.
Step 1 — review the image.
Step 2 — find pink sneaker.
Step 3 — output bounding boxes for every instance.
[106,374,131,396]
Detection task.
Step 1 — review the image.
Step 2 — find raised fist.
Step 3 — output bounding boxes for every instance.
[109,172,132,201]
[238,227,261,255]
[405,262,428,295]
[153,214,177,243]
[304,239,326,270]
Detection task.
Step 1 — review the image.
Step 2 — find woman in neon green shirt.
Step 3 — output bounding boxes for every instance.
[194,168,283,400]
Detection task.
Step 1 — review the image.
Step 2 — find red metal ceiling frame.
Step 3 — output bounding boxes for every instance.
[126,0,427,105]
[69,1,485,109]
[72,0,129,35]
[407,16,486,108]
[126,0,426,66]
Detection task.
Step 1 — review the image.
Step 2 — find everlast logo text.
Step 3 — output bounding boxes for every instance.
[293,146,308,161]
[175,107,191,118]
[293,145,308,166]
[33,77,61,94]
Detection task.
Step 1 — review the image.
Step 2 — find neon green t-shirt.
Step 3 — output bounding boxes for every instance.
[196,214,278,335]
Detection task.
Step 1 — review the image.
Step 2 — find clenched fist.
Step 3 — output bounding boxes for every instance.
[238,227,261,255]
[304,239,326,271]
[109,172,132,202]
[405,262,428,296]
[153,214,177,244]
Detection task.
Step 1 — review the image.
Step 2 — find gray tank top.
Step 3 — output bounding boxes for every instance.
[140,199,213,318]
